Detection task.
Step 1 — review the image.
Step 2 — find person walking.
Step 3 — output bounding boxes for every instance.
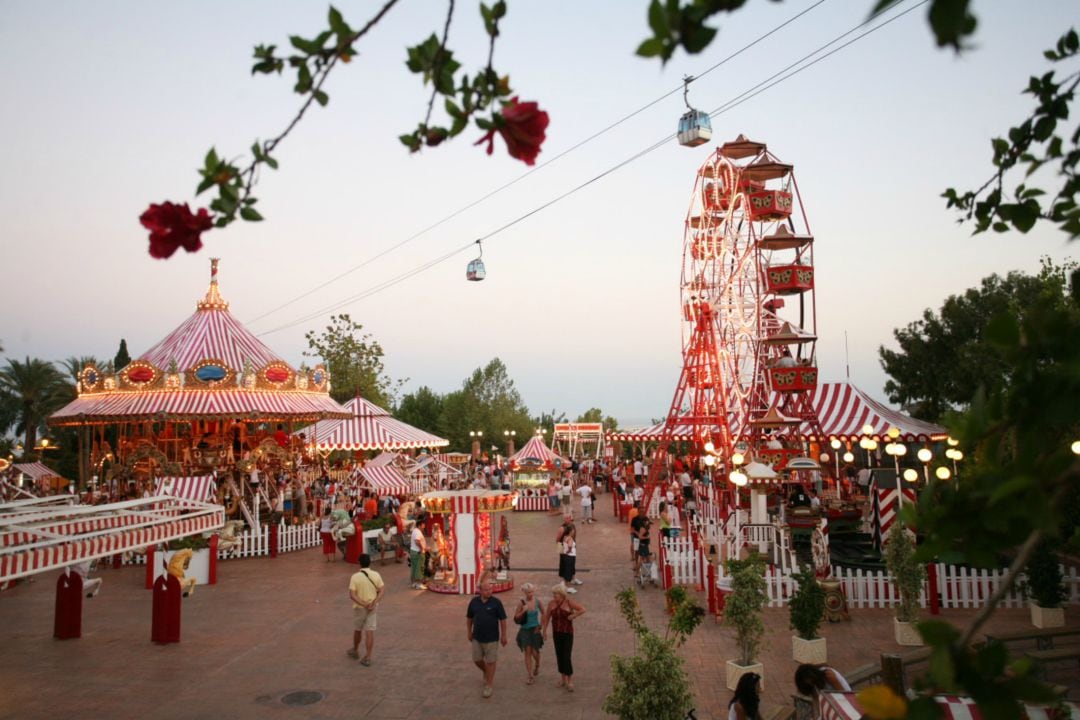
[467,579,508,699]
[346,554,384,666]
[794,663,851,698]
[513,583,546,685]
[577,482,595,524]
[319,508,336,562]
[409,520,428,590]
[542,583,586,692]
[559,478,573,520]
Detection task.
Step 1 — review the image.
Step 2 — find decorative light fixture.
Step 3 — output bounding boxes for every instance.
[946,436,959,447]
[731,452,745,466]
[1072,440,1080,455]
[861,424,875,436]
[829,438,842,450]
[903,468,918,483]
[935,466,951,480]
[704,441,715,453]
[703,455,716,467]
[887,427,901,439]
[917,447,933,482]
[842,451,854,463]
[729,469,748,486]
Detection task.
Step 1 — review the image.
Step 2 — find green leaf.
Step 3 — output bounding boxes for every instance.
[328,6,351,37]
[240,206,264,222]
[196,176,216,195]
[636,37,665,58]
[314,89,329,107]
[264,155,279,170]
[295,63,313,93]
[289,35,321,55]
[445,98,463,119]
[647,0,668,38]
[204,148,220,170]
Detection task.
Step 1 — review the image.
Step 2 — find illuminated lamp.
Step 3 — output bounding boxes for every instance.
[1072,440,1080,455]
[935,466,951,480]
[829,438,841,450]
[729,470,748,486]
[731,452,745,466]
[903,468,918,482]
[842,452,854,463]
[946,437,959,447]
[703,455,716,467]
[887,427,901,439]
[860,424,875,436]
[917,448,932,463]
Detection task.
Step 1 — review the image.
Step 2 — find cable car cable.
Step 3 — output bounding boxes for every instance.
[256,0,921,338]
[245,0,828,327]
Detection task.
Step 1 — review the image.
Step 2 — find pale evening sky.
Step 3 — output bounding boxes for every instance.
[0,1,1075,427]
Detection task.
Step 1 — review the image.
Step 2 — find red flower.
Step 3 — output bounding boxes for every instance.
[139,201,214,259]
[475,97,549,165]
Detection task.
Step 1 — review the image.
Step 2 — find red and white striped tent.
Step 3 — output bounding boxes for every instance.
[805,382,946,442]
[49,259,350,427]
[299,397,449,451]
[154,475,217,503]
[0,496,223,583]
[508,436,569,471]
[607,422,723,443]
[350,466,410,496]
[12,462,68,487]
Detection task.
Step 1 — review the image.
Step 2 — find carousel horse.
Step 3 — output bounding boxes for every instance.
[215,520,246,556]
[329,509,355,543]
[167,549,197,597]
[495,516,511,572]
[432,525,452,576]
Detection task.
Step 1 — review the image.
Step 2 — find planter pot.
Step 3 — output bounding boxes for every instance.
[159,548,211,586]
[792,636,827,664]
[726,660,764,691]
[893,618,923,646]
[1031,604,1065,629]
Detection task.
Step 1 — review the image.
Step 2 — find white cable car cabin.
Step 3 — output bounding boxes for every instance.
[466,258,486,281]
[678,110,712,147]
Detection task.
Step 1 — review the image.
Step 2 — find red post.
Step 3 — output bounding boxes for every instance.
[151,573,181,644]
[345,519,363,564]
[927,563,940,616]
[145,546,156,590]
[208,535,219,585]
[269,523,279,558]
[112,553,122,569]
[707,562,718,616]
[54,570,83,640]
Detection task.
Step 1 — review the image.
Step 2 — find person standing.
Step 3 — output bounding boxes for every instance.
[577,482,594,524]
[559,478,573,520]
[467,580,508,699]
[559,523,582,591]
[633,457,643,484]
[319,508,336,562]
[513,583,546,684]
[542,583,586,692]
[409,520,428,590]
[346,553,384,666]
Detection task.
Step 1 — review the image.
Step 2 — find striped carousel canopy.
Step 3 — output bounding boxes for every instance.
[354,466,410,496]
[49,259,351,426]
[154,475,217,503]
[508,436,569,471]
[12,463,68,483]
[300,397,449,451]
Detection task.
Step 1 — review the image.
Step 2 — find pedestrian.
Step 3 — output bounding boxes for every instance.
[542,583,586,692]
[548,477,561,515]
[559,522,582,591]
[577,482,594,524]
[377,519,399,565]
[346,553,384,666]
[319,507,336,562]
[513,582,546,685]
[409,519,428,590]
[466,579,508,699]
[628,502,643,561]
[560,478,573,520]
[729,672,764,720]
[794,663,851,698]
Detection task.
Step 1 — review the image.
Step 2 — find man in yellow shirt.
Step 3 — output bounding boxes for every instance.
[347,554,384,666]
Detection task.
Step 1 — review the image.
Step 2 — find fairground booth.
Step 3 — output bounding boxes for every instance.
[507,435,568,512]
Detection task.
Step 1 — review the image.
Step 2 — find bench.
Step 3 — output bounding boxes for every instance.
[985,626,1080,651]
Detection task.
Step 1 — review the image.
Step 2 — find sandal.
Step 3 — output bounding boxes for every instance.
[359,657,372,666]
[566,683,575,693]
[526,675,535,685]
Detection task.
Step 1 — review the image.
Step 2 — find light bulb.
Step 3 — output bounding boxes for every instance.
[865,440,878,451]
[704,441,715,453]
[861,424,875,435]
[1072,440,1080,455]
[731,452,745,466]
[945,449,958,461]
[903,468,918,482]
[935,466,951,480]
[830,438,842,450]
[947,437,959,447]
[819,453,830,463]
[952,450,963,461]
[842,452,854,463]
[887,427,901,439]
[895,444,907,456]
[704,455,716,467]
[917,448,932,463]
[730,471,748,487]
[885,443,897,456]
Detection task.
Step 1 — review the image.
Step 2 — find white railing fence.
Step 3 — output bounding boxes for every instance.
[661,534,706,588]
[122,520,323,565]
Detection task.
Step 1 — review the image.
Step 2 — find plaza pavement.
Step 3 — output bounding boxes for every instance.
[0,496,1075,720]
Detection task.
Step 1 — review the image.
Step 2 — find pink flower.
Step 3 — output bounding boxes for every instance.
[140,202,214,259]
[475,97,549,165]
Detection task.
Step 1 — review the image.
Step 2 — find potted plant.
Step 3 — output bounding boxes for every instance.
[724,554,768,690]
[789,565,827,663]
[604,586,705,720]
[884,523,925,646]
[1025,540,1066,628]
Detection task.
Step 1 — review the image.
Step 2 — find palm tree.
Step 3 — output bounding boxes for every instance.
[0,357,68,456]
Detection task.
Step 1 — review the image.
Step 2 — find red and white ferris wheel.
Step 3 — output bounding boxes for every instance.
[652,134,824,487]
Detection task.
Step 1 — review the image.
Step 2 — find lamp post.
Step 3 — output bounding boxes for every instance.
[885,440,907,508]
[503,429,516,458]
[469,430,483,460]
[829,438,842,480]
[944,448,963,479]
[917,447,933,484]
[729,452,748,547]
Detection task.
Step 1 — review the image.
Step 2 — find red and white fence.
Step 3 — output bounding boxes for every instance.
[125,521,322,564]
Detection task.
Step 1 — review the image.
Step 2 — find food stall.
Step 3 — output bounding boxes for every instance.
[507,436,568,512]
[418,489,515,594]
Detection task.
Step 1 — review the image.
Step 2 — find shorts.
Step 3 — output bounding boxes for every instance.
[516,626,544,651]
[472,639,499,664]
[582,504,593,520]
[631,537,639,551]
[352,606,377,631]
[550,495,560,508]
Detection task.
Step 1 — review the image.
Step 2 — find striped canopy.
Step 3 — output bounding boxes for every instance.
[12,463,68,483]
[508,436,569,471]
[354,466,410,496]
[154,475,217,503]
[300,397,449,451]
[49,260,350,427]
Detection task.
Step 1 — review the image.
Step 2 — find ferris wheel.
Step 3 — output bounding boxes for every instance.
[677,135,821,467]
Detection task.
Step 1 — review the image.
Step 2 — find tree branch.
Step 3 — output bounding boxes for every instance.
[422,0,456,130]
[956,527,1042,648]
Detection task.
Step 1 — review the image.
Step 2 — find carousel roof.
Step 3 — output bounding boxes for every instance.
[508,436,569,470]
[300,397,449,451]
[48,259,351,426]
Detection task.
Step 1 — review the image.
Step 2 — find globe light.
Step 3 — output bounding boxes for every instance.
[1072,440,1080,455]
[819,453,830,463]
[885,442,897,456]
[731,452,745,466]
[917,448,932,463]
[843,452,854,463]
[952,450,963,461]
[946,437,960,447]
[729,470,748,487]
[895,443,907,456]
[703,455,716,467]
[865,439,878,452]
[861,424,875,436]
[887,427,901,439]
[704,441,715,453]
[858,438,871,450]
[945,448,959,461]
[903,468,918,482]
[830,438,842,450]
[935,466,952,480]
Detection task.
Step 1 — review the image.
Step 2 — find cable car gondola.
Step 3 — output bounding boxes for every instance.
[677,75,712,148]
[466,239,486,281]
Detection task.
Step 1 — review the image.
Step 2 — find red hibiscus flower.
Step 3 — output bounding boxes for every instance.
[139,201,214,259]
[475,97,549,165]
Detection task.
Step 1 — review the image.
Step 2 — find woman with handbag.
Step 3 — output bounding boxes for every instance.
[513,583,546,685]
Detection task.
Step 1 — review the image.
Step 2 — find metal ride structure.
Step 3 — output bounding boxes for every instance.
[647,135,825,537]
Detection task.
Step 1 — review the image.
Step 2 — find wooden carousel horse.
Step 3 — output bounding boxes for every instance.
[215,520,246,556]
[495,516,511,572]
[168,549,197,597]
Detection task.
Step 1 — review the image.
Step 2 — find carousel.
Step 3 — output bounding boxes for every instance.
[417,489,515,594]
[507,435,568,512]
[47,259,352,528]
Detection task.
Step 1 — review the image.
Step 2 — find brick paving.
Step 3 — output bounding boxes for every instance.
[0,497,1076,720]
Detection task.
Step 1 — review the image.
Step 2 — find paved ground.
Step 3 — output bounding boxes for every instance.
[0,498,1076,720]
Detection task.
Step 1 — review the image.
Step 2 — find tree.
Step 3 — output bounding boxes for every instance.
[0,357,68,456]
[113,339,131,371]
[575,407,619,431]
[438,358,534,452]
[303,313,403,407]
[396,385,445,436]
[879,259,1076,422]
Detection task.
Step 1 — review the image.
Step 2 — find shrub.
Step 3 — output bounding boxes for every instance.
[1025,540,1067,608]
[884,523,925,623]
[724,554,767,665]
[789,566,825,640]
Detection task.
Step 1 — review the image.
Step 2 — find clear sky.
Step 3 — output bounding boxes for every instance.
[0,1,1075,427]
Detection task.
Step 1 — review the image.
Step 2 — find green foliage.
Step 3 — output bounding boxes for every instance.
[1024,540,1067,608]
[604,587,700,720]
[0,357,69,455]
[395,386,445,436]
[303,314,403,407]
[112,339,131,372]
[575,407,620,431]
[724,554,767,665]
[169,534,210,551]
[944,29,1079,240]
[438,358,534,452]
[789,565,825,640]
[885,523,925,624]
[879,259,1076,423]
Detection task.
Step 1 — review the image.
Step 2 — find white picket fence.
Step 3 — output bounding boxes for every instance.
[741,564,1080,609]
[661,534,706,587]
[124,521,322,565]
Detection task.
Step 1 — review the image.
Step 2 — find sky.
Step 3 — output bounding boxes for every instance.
[0,1,1076,427]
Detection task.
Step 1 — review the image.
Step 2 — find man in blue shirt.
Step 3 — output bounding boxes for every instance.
[466,580,507,698]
